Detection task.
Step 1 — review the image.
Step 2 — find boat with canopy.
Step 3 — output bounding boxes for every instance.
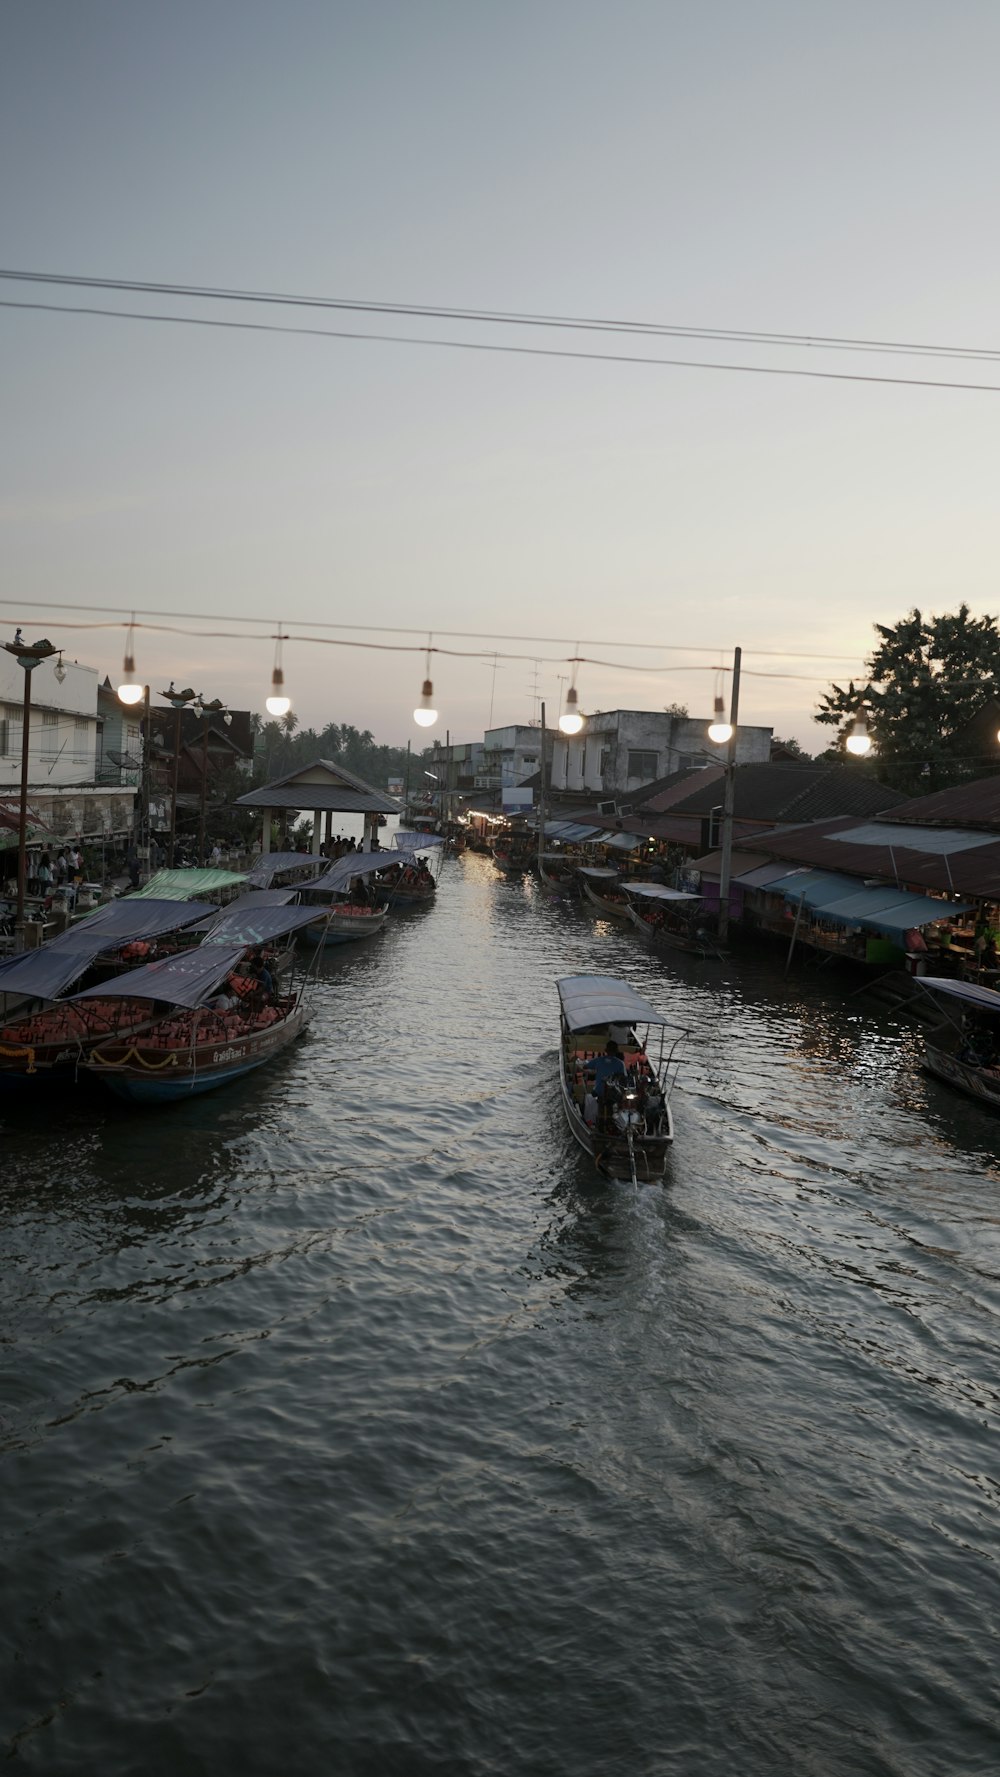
[243,851,325,891]
[622,882,720,956]
[0,898,218,1087]
[299,854,393,945]
[81,906,322,1101]
[916,977,1000,1108]
[384,831,444,905]
[577,867,631,918]
[557,975,686,1182]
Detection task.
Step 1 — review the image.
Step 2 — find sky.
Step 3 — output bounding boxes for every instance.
[2,0,999,750]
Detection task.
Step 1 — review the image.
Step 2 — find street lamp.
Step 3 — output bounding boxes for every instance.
[2,634,61,942]
[709,646,741,946]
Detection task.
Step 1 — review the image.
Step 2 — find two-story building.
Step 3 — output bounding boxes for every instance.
[478,725,552,792]
[550,709,773,801]
[0,651,137,855]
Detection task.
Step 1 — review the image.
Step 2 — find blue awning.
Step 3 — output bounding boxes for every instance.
[73,943,248,1008]
[308,854,397,895]
[68,898,216,944]
[202,903,324,946]
[598,831,644,851]
[0,942,106,1005]
[816,887,968,935]
[769,869,861,909]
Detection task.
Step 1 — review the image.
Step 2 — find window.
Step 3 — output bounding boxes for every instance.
[0,718,7,757]
[41,709,59,754]
[74,717,90,759]
[627,749,658,781]
[600,747,612,778]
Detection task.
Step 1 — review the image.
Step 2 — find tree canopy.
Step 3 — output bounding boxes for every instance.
[815,605,1000,793]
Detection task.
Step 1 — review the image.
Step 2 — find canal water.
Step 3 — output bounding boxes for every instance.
[3,854,999,1775]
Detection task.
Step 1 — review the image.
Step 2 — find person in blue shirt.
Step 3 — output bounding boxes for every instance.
[589,1040,627,1100]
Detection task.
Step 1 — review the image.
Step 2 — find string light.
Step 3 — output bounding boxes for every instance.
[845,713,872,756]
[558,656,585,735]
[413,643,438,728]
[707,695,733,745]
[118,615,144,704]
[265,628,291,718]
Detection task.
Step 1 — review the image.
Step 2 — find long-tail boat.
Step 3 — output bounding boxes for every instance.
[557,975,686,1183]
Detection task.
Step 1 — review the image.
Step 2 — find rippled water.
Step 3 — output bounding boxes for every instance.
[3,855,1000,1774]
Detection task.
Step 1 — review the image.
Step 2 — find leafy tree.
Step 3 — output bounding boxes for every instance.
[664,701,689,718]
[815,605,1000,793]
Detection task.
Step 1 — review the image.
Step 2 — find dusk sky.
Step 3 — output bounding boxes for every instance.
[3,1,999,748]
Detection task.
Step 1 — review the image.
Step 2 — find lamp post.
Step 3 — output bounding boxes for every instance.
[711,646,742,946]
[3,635,60,943]
[195,698,232,864]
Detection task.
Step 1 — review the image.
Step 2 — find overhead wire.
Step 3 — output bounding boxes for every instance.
[5,298,1000,395]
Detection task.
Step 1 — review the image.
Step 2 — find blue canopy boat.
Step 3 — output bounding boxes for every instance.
[384,831,443,905]
[82,903,323,1102]
[557,975,686,1183]
[299,854,393,945]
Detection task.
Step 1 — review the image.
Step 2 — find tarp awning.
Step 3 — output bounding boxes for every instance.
[243,852,323,887]
[735,862,795,889]
[69,898,217,943]
[73,943,247,1008]
[546,822,601,840]
[557,974,683,1031]
[918,978,1000,1013]
[815,887,967,935]
[202,904,325,946]
[130,868,248,901]
[597,832,644,851]
[769,869,860,909]
[393,831,445,851]
[307,854,397,895]
[0,942,105,1005]
[576,867,620,880]
[623,883,700,902]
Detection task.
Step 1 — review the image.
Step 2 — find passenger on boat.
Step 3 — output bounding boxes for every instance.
[583,1077,599,1126]
[591,1040,627,1100]
[246,952,275,1000]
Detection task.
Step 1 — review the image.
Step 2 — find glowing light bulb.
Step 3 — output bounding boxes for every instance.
[707,695,733,745]
[266,665,291,718]
[845,715,872,756]
[118,652,143,704]
[414,679,438,727]
[558,686,584,735]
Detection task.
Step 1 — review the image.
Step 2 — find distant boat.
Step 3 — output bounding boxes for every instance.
[623,882,721,957]
[557,975,686,1183]
[577,867,631,918]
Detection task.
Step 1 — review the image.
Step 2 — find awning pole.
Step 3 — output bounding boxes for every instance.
[785,891,806,976]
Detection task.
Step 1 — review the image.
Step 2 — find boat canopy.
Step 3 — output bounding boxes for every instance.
[73,943,248,1008]
[130,868,248,901]
[918,978,1000,1013]
[202,903,324,946]
[0,941,107,1005]
[187,889,296,931]
[576,866,620,881]
[70,897,217,942]
[624,883,700,902]
[558,974,681,1031]
[244,852,322,887]
[393,830,445,851]
[308,853,397,895]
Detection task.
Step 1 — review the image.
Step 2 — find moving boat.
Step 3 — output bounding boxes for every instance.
[577,867,631,918]
[83,913,322,1102]
[918,976,1000,1108]
[623,882,721,957]
[557,975,686,1182]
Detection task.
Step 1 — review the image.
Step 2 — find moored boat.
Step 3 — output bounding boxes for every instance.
[537,854,578,893]
[918,977,1000,1109]
[578,867,631,918]
[557,975,686,1182]
[387,831,443,904]
[623,882,721,956]
[299,853,393,945]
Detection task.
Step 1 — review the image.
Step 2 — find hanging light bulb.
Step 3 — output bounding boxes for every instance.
[53,653,67,685]
[413,646,438,727]
[558,684,584,735]
[845,713,872,756]
[707,695,733,745]
[118,616,143,704]
[266,629,291,718]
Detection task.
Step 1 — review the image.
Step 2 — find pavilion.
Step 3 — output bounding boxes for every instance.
[233,758,400,855]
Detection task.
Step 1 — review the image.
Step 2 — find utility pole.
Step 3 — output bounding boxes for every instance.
[717,646,742,945]
[537,700,547,874]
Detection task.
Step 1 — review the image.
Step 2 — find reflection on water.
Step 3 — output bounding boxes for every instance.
[3,852,1000,1775]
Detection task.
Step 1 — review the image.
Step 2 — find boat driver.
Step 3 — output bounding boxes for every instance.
[590,1039,627,1101]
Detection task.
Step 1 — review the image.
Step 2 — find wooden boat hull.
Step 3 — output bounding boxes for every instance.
[626,904,714,956]
[538,863,576,892]
[386,886,435,906]
[491,852,530,875]
[299,906,389,946]
[90,1001,311,1102]
[581,880,631,918]
[924,1041,1000,1109]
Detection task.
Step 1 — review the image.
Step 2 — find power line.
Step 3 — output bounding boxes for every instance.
[3,267,1000,365]
[5,298,1000,396]
[0,596,867,664]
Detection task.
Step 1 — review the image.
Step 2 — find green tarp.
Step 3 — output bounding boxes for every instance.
[129,868,248,902]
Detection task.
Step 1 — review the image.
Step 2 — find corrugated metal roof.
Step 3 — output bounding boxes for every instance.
[881,773,1000,831]
[235,785,399,813]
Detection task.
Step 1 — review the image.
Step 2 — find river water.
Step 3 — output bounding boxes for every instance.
[3,853,1000,1775]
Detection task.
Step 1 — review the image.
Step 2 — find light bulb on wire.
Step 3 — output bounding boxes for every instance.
[413,644,438,727]
[707,695,733,745]
[559,684,584,736]
[845,713,872,756]
[118,615,144,704]
[266,628,291,718]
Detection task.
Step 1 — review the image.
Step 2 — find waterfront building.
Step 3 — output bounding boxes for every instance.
[549,709,772,801]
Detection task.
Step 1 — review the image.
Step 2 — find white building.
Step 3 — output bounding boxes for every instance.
[550,710,772,799]
[478,724,548,790]
[0,651,100,790]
